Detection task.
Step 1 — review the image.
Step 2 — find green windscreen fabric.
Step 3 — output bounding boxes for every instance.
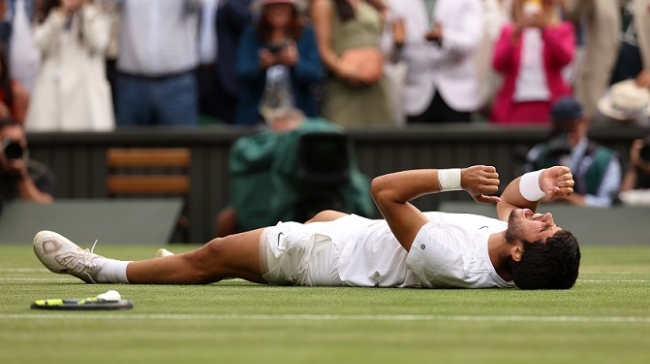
[229,119,374,231]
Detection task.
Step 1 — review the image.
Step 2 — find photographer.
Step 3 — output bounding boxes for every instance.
[525,96,621,207]
[619,135,650,205]
[0,119,54,205]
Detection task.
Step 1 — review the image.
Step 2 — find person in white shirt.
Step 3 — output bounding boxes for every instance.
[3,0,41,93]
[107,0,202,126]
[33,164,581,290]
[385,0,484,124]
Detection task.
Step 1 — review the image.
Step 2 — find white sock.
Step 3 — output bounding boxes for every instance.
[94,258,131,283]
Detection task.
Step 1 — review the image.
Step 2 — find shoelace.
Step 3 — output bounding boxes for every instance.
[58,239,100,283]
[80,240,100,283]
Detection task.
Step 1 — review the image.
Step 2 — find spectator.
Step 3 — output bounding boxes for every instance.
[525,97,621,207]
[25,0,113,132]
[235,0,323,127]
[475,0,512,114]
[608,1,650,89]
[0,44,28,124]
[619,135,650,205]
[311,0,393,128]
[1,0,41,93]
[596,79,650,127]
[216,107,308,236]
[387,0,483,124]
[112,0,201,127]
[213,0,254,124]
[379,9,407,127]
[0,1,6,42]
[563,0,620,118]
[491,0,574,124]
[0,119,54,204]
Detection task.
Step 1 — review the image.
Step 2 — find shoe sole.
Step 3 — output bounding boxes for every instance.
[33,230,74,274]
[156,248,175,257]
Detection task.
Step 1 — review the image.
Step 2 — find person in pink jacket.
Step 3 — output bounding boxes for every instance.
[490,0,575,124]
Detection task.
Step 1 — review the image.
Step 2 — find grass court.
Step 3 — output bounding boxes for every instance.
[1,244,649,364]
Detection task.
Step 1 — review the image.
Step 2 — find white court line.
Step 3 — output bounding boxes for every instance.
[0,278,74,282]
[578,279,650,283]
[1,278,648,283]
[0,313,648,324]
[0,269,49,273]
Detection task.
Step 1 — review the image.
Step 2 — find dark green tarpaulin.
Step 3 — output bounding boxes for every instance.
[230,119,374,231]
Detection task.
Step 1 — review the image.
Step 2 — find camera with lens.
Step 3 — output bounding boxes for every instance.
[640,145,650,163]
[637,134,650,163]
[546,132,572,158]
[267,40,289,55]
[2,139,24,160]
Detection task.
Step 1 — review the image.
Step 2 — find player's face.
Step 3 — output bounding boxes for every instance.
[506,208,562,243]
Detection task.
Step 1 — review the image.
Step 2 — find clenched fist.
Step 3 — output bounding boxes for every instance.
[540,166,575,200]
[461,165,501,204]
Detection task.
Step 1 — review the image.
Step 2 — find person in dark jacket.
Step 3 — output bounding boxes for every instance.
[525,96,621,207]
[235,0,323,126]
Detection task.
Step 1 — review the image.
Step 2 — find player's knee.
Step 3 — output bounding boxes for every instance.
[184,238,228,283]
[306,210,345,223]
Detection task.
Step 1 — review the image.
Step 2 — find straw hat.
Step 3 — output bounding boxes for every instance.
[597,80,650,121]
[251,0,307,13]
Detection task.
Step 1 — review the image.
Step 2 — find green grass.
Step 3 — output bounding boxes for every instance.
[1,244,649,364]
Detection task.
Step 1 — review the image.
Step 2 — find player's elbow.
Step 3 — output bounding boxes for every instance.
[371,176,393,206]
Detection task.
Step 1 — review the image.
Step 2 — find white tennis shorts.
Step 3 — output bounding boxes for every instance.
[259,217,367,286]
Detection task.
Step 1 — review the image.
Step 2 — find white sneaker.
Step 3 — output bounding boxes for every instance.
[33,231,103,283]
[156,248,175,257]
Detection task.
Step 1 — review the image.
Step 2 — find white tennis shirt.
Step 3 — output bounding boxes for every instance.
[335,212,515,288]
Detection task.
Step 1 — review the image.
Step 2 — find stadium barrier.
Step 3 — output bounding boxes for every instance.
[25,124,646,243]
[0,199,182,244]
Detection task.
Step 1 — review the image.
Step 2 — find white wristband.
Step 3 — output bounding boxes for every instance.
[438,168,462,191]
[519,170,546,201]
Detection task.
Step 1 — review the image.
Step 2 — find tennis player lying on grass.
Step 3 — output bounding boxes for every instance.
[34,165,580,290]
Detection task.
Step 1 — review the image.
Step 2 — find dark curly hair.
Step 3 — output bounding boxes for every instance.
[509,230,581,290]
[257,2,305,42]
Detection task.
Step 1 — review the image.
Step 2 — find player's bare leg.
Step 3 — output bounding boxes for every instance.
[126,229,266,284]
[34,229,266,285]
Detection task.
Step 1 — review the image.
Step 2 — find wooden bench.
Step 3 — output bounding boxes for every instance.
[106,148,191,195]
[106,148,191,242]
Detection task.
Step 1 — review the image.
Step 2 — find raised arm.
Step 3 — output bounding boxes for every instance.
[33,10,66,56]
[79,5,111,55]
[371,165,500,251]
[310,0,361,85]
[310,0,338,73]
[496,166,575,221]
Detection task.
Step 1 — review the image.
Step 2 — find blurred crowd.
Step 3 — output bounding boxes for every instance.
[4,0,650,213]
[0,0,649,131]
